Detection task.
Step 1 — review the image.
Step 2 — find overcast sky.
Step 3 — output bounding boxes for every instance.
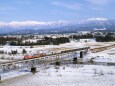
[0,0,115,22]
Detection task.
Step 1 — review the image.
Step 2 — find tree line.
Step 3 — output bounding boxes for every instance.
[0,49,27,55]
[69,33,115,42]
[10,37,70,46]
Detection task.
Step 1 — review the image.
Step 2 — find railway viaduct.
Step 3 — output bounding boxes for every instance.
[0,47,90,74]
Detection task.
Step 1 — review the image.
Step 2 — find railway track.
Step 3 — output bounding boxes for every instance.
[0,47,90,74]
[90,44,115,53]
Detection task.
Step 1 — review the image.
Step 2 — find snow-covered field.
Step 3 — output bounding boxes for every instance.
[0,41,86,60]
[88,48,115,63]
[0,64,115,86]
[0,41,115,86]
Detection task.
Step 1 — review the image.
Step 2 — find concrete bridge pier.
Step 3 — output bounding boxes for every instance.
[73,57,77,64]
[55,55,60,66]
[80,51,83,58]
[31,66,37,74]
[73,52,78,64]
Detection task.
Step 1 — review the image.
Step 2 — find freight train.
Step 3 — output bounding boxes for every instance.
[24,53,45,60]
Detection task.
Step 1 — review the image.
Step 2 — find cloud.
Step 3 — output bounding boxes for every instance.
[0,21,51,27]
[0,20,69,28]
[51,1,82,10]
[86,0,110,5]
[84,0,115,11]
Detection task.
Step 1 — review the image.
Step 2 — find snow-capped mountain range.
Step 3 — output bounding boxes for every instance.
[0,18,115,34]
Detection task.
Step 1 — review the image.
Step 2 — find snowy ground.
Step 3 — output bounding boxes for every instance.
[0,64,115,86]
[0,41,115,86]
[0,59,17,63]
[0,41,85,60]
[88,48,115,63]
[0,41,114,60]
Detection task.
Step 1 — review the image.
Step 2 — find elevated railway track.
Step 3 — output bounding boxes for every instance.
[0,47,90,74]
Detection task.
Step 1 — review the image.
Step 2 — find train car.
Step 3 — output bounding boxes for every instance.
[24,53,45,60]
[32,53,45,58]
[24,55,33,60]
